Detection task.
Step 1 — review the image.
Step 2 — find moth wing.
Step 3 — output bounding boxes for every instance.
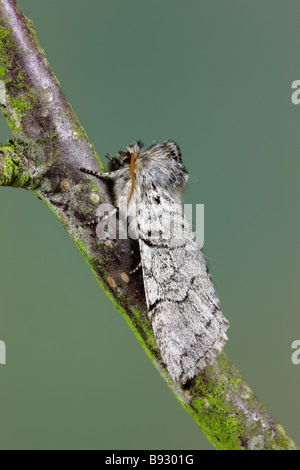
[137,187,229,384]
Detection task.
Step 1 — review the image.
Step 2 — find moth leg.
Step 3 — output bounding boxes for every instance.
[80,167,118,225]
[80,167,111,180]
[85,207,117,226]
[85,217,102,226]
[130,260,142,275]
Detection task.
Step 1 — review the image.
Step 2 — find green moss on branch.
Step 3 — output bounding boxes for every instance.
[0,140,44,188]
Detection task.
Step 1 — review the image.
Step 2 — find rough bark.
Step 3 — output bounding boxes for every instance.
[0,0,297,450]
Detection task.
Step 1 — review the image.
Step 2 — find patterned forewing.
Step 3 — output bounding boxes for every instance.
[137,187,229,383]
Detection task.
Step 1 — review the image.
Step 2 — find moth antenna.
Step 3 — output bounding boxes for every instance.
[105,153,114,161]
[127,151,135,206]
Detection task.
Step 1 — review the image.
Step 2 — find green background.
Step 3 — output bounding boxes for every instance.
[0,0,300,450]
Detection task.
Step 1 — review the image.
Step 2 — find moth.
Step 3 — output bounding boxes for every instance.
[81,140,229,384]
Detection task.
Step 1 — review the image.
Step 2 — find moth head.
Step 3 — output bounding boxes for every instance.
[106,140,188,195]
[106,140,182,168]
[106,141,144,171]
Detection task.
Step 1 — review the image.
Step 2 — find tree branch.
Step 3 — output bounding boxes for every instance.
[0,0,297,450]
